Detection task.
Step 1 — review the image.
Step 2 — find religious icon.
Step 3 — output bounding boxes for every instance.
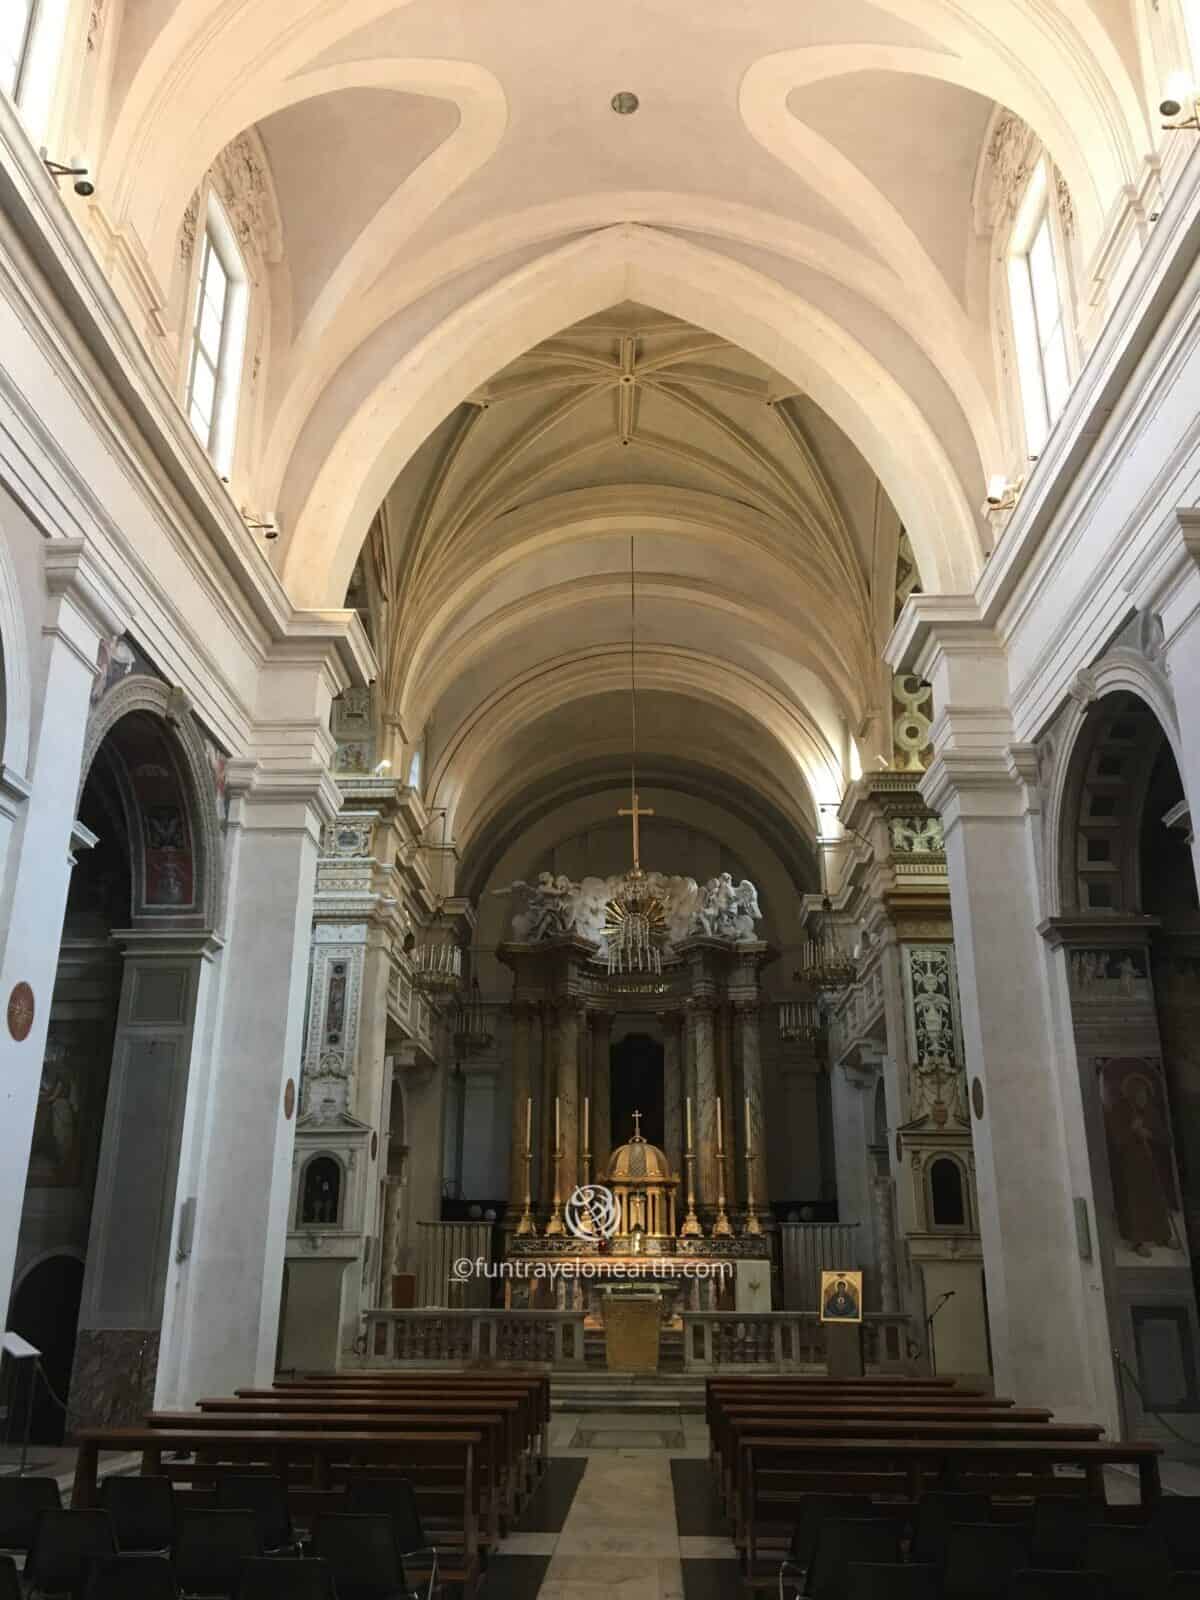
[1099,1056,1185,1261]
[819,1268,863,1323]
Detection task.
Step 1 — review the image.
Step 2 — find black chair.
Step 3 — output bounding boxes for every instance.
[1156,1498,1200,1571]
[236,1558,338,1600]
[346,1478,438,1593]
[0,1475,61,1553]
[1086,1525,1172,1600]
[83,1554,180,1599]
[912,1492,993,1566]
[805,1518,905,1600]
[215,1478,297,1555]
[173,1508,262,1598]
[848,1563,942,1599]
[0,1555,21,1600]
[780,1495,881,1594]
[1007,1573,1111,1599]
[1029,1496,1090,1571]
[311,1513,418,1600]
[943,1523,1031,1599]
[100,1475,175,1554]
[25,1507,117,1600]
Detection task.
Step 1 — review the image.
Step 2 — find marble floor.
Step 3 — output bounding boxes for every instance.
[485,1411,739,1598]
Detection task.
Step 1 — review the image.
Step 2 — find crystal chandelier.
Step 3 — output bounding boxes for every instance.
[798,835,855,991]
[604,539,668,977]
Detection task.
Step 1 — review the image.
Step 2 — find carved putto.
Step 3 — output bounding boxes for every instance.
[495,869,763,953]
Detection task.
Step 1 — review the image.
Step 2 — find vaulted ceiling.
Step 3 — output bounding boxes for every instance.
[79,0,1164,866]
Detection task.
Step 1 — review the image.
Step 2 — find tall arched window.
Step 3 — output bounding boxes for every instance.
[0,1,36,98]
[407,750,422,790]
[1007,163,1072,455]
[186,198,249,474]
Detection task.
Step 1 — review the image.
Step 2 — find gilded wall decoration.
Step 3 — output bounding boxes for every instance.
[903,944,967,1125]
[889,815,944,855]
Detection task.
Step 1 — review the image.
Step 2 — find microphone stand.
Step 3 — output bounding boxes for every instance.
[925,1290,954,1376]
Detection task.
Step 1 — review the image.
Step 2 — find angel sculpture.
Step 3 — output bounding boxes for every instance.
[731,878,762,940]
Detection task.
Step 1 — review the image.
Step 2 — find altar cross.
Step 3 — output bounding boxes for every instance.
[631,1109,643,1138]
[619,790,654,871]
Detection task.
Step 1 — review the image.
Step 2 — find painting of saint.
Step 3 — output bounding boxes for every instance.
[820,1269,863,1323]
[1100,1057,1184,1260]
[28,1047,83,1187]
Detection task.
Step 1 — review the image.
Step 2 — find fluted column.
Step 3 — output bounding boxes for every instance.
[508,1003,535,1217]
[662,1012,683,1178]
[591,1010,613,1178]
[689,999,718,1207]
[736,1000,768,1211]
[557,999,582,1197]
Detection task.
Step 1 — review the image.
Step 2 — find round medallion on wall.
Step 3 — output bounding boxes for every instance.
[7,982,34,1042]
[971,1076,985,1120]
[371,1131,378,1161]
[283,1078,296,1120]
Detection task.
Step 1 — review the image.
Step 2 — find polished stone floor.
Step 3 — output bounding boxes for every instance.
[485,1411,739,1598]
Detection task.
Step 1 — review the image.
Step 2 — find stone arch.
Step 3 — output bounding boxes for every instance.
[80,675,225,934]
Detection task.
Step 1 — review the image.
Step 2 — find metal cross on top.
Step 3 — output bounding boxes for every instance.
[618,790,654,871]
[631,1109,643,1139]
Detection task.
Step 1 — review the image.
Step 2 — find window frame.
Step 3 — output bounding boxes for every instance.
[1,0,38,101]
[184,195,249,476]
[925,1153,972,1233]
[1006,160,1075,458]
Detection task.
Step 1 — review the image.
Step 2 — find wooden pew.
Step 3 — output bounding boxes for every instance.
[737,1434,1163,1583]
[72,1426,482,1593]
[149,1409,510,1547]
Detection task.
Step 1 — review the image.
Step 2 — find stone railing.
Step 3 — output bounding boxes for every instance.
[681,1311,913,1372]
[360,1309,587,1368]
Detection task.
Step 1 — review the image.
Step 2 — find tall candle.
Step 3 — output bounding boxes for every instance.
[716,1096,724,1154]
[745,1093,752,1157]
[525,1095,532,1152]
[583,1095,590,1152]
[555,1094,560,1151]
[686,1095,693,1150]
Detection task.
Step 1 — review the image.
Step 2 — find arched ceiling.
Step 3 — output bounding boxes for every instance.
[81,0,1162,879]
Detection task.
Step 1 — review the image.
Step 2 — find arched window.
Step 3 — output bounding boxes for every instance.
[186,197,249,474]
[1,1,36,98]
[300,1156,342,1227]
[929,1156,967,1229]
[407,750,422,789]
[1007,162,1072,455]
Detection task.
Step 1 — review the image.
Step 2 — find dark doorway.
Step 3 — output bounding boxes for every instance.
[610,1032,664,1149]
[8,1256,85,1445]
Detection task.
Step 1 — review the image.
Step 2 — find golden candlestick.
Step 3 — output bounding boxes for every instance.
[712,1094,733,1238]
[545,1095,566,1235]
[516,1095,538,1236]
[582,1094,591,1185]
[742,1092,762,1235]
[679,1093,703,1237]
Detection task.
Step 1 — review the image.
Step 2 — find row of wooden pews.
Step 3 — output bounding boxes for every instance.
[705,1374,1164,1587]
[72,1370,552,1596]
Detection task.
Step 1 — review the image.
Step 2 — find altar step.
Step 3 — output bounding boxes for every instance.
[552,1371,707,1414]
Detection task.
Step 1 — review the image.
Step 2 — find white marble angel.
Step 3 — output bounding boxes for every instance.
[731,878,762,940]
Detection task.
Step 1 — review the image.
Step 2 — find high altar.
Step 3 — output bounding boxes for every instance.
[495,861,776,1321]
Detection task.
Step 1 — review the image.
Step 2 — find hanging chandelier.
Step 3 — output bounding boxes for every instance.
[453,978,493,1053]
[412,809,464,996]
[798,834,856,992]
[605,538,668,977]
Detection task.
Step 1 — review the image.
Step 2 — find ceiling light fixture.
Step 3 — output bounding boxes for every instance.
[611,91,639,115]
[1161,72,1200,128]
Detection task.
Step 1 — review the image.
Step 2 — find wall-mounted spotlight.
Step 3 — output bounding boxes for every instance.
[1160,73,1200,130]
[373,759,392,777]
[42,156,94,196]
[982,473,1024,514]
[242,513,279,541]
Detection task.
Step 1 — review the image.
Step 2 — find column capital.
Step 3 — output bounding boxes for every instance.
[1122,509,1200,643]
[44,537,132,668]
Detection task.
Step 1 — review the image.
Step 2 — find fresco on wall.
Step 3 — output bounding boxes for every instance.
[1099,1055,1188,1266]
[27,1034,86,1188]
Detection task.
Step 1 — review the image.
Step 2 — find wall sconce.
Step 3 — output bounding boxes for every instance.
[1161,73,1200,131]
[982,474,1024,515]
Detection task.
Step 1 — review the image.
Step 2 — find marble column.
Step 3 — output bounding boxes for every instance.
[689,1000,718,1208]
[557,1000,582,1197]
[508,1003,535,1217]
[159,632,360,1404]
[736,1001,768,1212]
[591,1010,613,1179]
[0,541,126,1324]
[891,604,1118,1425]
[662,1012,683,1178]
[872,1160,900,1313]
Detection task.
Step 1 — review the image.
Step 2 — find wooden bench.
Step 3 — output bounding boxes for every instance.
[738,1435,1162,1582]
[72,1426,482,1592]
